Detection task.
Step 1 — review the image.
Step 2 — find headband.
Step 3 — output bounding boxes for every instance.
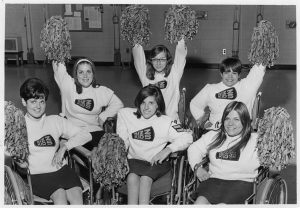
[76,58,93,66]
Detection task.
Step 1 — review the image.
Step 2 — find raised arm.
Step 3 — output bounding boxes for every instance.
[52,61,73,89]
[132,44,148,85]
[244,63,266,92]
[172,38,187,79]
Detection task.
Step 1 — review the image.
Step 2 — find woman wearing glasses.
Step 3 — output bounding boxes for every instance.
[132,39,187,121]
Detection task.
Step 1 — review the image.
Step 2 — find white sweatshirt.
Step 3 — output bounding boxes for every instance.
[190,64,265,130]
[117,108,193,162]
[53,62,124,132]
[25,114,92,174]
[188,130,260,182]
[132,39,187,121]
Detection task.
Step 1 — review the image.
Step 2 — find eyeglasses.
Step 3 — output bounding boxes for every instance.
[151,58,167,63]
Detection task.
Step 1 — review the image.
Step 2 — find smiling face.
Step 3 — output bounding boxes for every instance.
[140,95,158,119]
[77,63,94,88]
[221,69,240,87]
[224,110,243,137]
[151,52,167,73]
[22,97,46,120]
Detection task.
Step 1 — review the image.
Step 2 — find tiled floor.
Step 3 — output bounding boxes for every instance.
[4,62,297,204]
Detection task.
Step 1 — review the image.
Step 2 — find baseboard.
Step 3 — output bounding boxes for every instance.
[5,60,296,70]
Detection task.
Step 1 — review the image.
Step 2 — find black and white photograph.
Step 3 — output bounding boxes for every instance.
[2,0,298,206]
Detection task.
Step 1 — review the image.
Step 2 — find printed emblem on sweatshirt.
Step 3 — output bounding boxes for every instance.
[132,127,155,141]
[216,148,240,161]
[75,99,94,111]
[215,87,237,100]
[155,80,167,89]
[34,135,55,147]
[172,124,184,132]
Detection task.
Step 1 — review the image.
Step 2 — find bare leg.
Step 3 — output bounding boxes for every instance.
[66,186,83,204]
[50,188,68,205]
[139,176,153,204]
[127,173,140,204]
[194,196,211,204]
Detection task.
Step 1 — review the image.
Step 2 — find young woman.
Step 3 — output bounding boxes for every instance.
[132,39,187,121]
[190,57,266,130]
[20,78,92,204]
[117,85,193,204]
[188,101,261,204]
[52,58,124,150]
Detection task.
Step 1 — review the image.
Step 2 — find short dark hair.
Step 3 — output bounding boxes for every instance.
[72,57,97,94]
[134,85,165,118]
[220,57,242,74]
[146,45,173,80]
[208,101,252,152]
[20,78,49,101]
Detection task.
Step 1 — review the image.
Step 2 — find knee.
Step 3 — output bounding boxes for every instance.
[51,188,68,204]
[127,173,139,184]
[67,187,83,205]
[195,196,210,204]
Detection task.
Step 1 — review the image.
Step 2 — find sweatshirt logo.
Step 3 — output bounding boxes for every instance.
[34,135,55,147]
[132,127,155,141]
[215,87,237,100]
[216,148,240,161]
[155,80,167,89]
[75,99,94,111]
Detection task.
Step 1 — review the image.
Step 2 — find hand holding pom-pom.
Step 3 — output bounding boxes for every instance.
[164,5,199,44]
[120,5,151,46]
[40,15,72,63]
[248,20,279,67]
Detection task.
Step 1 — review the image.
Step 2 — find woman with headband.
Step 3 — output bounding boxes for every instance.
[52,58,124,151]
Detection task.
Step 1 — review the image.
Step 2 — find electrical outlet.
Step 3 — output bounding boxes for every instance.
[222,49,226,55]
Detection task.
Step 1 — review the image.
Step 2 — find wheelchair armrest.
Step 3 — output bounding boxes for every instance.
[71,146,92,158]
[184,156,209,192]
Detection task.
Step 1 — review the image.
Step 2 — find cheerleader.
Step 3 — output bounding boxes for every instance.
[117,85,193,204]
[188,101,260,204]
[52,58,124,150]
[20,78,92,204]
[190,57,266,130]
[132,39,187,121]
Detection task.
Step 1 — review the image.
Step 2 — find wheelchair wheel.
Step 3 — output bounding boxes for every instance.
[5,165,23,204]
[256,175,287,204]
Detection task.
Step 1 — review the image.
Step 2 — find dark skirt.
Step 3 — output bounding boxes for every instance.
[83,131,105,150]
[128,158,171,181]
[31,165,83,200]
[192,177,253,204]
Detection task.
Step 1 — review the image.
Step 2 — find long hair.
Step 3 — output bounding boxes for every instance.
[72,57,97,94]
[146,45,173,80]
[134,85,166,118]
[20,77,49,101]
[208,101,252,153]
[220,57,242,75]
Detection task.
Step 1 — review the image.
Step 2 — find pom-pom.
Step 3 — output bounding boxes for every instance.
[164,5,199,44]
[5,101,29,164]
[40,15,72,63]
[120,5,151,46]
[257,107,295,170]
[91,133,129,190]
[248,20,279,67]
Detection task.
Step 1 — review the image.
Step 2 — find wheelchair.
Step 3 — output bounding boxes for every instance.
[4,142,93,205]
[182,157,288,204]
[181,91,288,204]
[103,87,189,205]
